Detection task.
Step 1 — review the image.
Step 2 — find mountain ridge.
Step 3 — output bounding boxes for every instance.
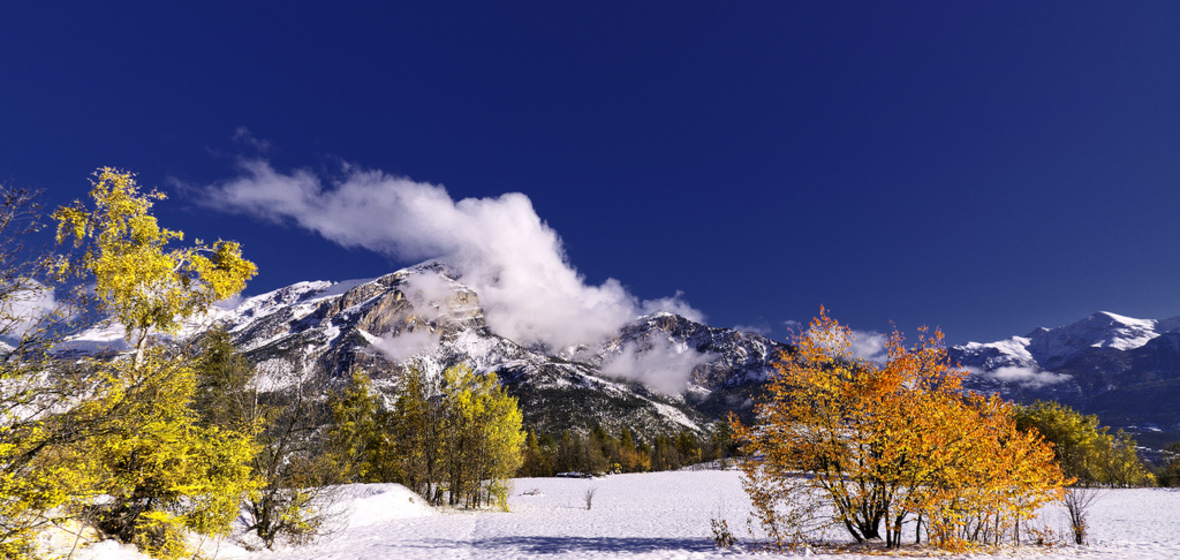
[60,262,789,438]
[953,310,1180,447]
[65,263,1177,447]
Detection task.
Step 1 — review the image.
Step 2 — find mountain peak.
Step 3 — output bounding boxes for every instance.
[954,310,1168,387]
[952,310,1180,446]
[1035,311,1159,354]
[1090,310,1155,328]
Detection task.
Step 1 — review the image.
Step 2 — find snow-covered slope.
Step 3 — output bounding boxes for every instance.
[952,311,1180,446]
[957,311,1180,372]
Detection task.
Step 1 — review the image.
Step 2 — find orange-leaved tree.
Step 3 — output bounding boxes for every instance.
[731,309,1066,550]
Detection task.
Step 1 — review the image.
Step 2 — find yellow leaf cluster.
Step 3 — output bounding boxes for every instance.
[70,348,261,558]
[0,169,262,559]
[52,167,256,361]
[332,365,526,511]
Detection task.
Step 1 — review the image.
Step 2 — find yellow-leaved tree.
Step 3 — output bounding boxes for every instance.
[732,309,1066,551]
[0,186,95,560]
[44,168,260,558]
[1014,400,1153,488]
[331,364,525,511]
[68,349,259,558]
[442,365,525,510]
[53,167,256,365]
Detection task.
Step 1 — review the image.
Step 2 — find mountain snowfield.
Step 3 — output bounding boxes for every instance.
[53,469,1180,560]
[955,311,1180,373]
[59,262,1180,444]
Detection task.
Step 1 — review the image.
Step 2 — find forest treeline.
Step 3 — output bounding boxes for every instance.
[519,422,734,477]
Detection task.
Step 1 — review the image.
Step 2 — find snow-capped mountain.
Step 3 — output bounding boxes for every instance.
[65,262,789,437]
[952,311,1180,446]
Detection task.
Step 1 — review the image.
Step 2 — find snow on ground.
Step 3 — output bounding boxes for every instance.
[58,470,1180,560]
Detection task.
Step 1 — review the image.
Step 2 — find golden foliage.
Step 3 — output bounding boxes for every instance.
[732,309,1066,550]
[76,349,259,558]
[331,365,526,511]
[0,169,261,558]
[52,167,256,362]
[444,365,526,510]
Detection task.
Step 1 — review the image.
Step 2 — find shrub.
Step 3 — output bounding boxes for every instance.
[732,310,1067,550]
[583,487,597,510]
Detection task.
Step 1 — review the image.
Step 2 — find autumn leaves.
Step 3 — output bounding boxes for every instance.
[732,310,1067,551]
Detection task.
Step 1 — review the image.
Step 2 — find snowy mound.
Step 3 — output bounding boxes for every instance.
[331,483,436,527]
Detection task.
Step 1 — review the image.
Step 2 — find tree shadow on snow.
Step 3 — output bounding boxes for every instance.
[403,535,712,555]
[440,536,715,555]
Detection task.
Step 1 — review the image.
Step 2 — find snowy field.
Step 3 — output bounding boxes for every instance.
[63,469,1180,560]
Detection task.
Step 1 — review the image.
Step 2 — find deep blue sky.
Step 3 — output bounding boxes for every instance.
[4,2,1180,344]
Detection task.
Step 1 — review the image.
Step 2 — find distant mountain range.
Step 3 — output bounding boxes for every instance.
[951,311,1180,447]
[63,264,1180,448]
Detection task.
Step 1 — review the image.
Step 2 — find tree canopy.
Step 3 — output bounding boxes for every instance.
[331,364,525,510]
[0,168,261,559]
[1014,400,1153,488]
[52,167,256,363]
[732,310,1067,551]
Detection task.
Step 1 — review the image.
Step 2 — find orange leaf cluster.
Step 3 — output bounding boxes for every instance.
[732,309,1066,550]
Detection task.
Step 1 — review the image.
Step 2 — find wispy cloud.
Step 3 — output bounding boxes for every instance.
[801,321,890,363]
[193,159,702,350]
[0,280,57,339]
[373,330,442,363]
[231,127,273,153]
[848,329,888,363]
[601,337,716,395]
[732,323,770,336]
[980,366,1072,389]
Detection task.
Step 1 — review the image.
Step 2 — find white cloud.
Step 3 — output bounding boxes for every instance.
[848,329,888,363]
[0,280,57,339]
[601,337,716,395]
[372,330,442,363]
[402,271,461,318]
[732,324,770,336]
[640,292,704,324]
[232,127,273,153]
[983,366,1071,389]
[215,293,246,310]
[196,159,702,350]
[800,324,889,363]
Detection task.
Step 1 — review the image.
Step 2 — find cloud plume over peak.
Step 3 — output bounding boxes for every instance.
[197,159,701,350]
[601,337,716,396]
